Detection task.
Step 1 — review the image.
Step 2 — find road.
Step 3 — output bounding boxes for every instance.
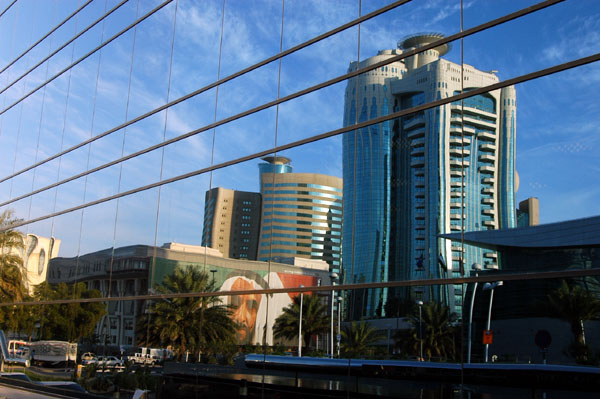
[0,383,63,399]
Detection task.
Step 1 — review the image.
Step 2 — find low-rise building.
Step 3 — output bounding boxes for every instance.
[48,242,331,348]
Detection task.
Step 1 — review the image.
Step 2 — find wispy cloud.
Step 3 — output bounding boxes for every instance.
[542,14,600,63]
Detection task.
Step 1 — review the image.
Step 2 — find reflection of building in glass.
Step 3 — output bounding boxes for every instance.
[200,157,343,273]
[258,157,343,274]
[342,34,517,317]
[442,216,600,363]
[201,187,262,260]
[517,197,540,227]
[48,242,330,348]
[9,234,61,295]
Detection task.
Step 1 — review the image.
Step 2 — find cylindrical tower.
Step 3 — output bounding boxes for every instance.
[398,33,449,72]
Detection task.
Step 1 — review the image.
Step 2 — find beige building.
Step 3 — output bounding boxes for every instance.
[201,187,262,260]
[9,234,61,294]
[259,157,343,274]
[517,197,540,227]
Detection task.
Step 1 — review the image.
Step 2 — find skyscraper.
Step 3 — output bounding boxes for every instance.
[202,187,262,260]
[258,157,343,273]
[342,34,517,317]
[517,197,540,227]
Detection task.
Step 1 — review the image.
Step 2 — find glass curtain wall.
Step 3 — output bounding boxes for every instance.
[0,0,599,398]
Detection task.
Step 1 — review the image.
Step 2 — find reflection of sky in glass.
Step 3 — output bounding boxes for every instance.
[0,0,597,261]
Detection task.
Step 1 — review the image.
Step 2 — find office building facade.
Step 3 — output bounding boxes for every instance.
[201,187,262,260]
[258,157,343,274]
[343,34,517,317]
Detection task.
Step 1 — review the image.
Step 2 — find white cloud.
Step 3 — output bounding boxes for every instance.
[541,13,600,63]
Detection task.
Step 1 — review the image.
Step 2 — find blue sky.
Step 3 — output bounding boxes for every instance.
[0,0,599,257]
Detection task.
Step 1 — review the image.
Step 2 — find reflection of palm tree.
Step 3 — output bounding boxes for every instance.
[273,294,329,349]
[136,266,237,359]
[399,301,458,361]
[0,210,26,302]
[547,280,600,359]
[340,321,383,358]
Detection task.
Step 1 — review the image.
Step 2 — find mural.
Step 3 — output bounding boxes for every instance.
[151,256,326,345]
[219,271,318,345]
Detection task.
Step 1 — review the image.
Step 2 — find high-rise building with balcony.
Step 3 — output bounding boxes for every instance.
[258,157,343,274]
[342,34,517,317]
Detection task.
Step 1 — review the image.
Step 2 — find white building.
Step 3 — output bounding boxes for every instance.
[10,234,61,295]
[342,34,517,317]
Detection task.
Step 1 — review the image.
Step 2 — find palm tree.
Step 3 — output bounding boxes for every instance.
[273,294,329,350]
[340,321,384,358]
[136,266,237,360]
[547,280,600,361]
[398,301,458,361]
[0,210,28,335]
[0,210,26,302]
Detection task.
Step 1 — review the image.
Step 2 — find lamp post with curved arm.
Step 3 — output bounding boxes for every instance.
[298,285,304,357]
[467,262,482,363]
[417,300,424,361]
[337,295,343,358]
[329,272,338,358]
[483,281,503,362]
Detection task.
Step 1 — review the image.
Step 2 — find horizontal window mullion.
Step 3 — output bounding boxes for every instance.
[0,0,131,97]
[0,0,413,182]
[0,0,94,75]
[2,51,598,232]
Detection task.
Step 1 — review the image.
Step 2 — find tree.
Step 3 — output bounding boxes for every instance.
[136,266,237,360]
[0,210,28,335]
[397,301,458,361]
[340,321,384,358]
[547,280,600,362]
[273,294,329,350]
[33,282,105,342]
[0,210,26,302]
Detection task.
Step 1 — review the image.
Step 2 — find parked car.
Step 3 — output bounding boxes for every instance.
[132,353,152,366]
[81,352,95,362]
[97,356,123,368]
[81,356,98,366]
[131,353,160,366]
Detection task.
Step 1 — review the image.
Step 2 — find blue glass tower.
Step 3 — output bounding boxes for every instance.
[343,34,517,318]
[342,50,406,318]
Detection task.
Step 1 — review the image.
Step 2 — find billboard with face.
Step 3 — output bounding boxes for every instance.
[219,271,319,345]
[151,256,326,346]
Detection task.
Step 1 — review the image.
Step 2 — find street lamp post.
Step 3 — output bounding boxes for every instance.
[298,285,304,357]
[467,263,482,363]
[417,300,424,361]
[329,272,338,359]
[483,281,503,362]
[337,296,343,358]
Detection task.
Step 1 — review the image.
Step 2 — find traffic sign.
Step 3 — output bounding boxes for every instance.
[483,329,493,344]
